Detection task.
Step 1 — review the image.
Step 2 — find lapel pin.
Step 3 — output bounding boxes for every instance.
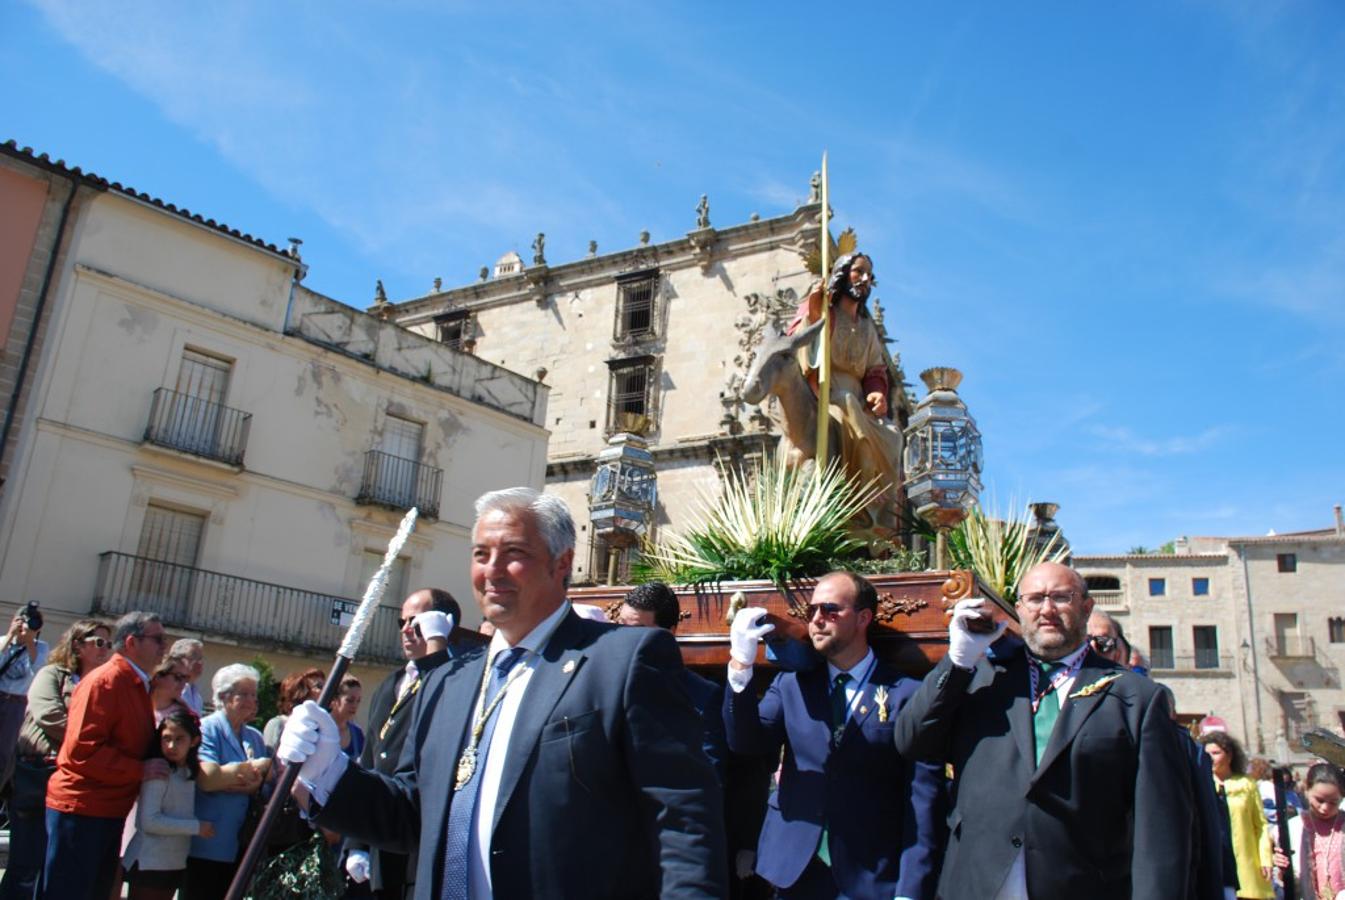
[859,706,868,715]
[874,685,890,722]
[562,659,576,674]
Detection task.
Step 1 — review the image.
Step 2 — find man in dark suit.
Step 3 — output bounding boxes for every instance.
[344,587,460,898]
[280,487,726,900]
[617,581,728,784]
[894,562,1194,900]
[723,572,944,900]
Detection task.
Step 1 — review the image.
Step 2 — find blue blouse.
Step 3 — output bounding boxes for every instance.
[189,711,266,862]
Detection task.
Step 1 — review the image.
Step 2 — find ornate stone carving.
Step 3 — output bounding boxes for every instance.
[687,226,716,272]
[531,232,546,266]
[875,592,928,623]
[721,289,798,429]
[696,194,711,229]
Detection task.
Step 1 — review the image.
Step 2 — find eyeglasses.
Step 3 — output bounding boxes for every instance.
[227,691,258,701]
[807,602,846,620]
[1018,591,1080,608]
[1088,634,1119,654]
[81,637,111,649]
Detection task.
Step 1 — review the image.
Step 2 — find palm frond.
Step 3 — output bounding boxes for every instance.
[946,502,1069,602]
[633,448,884,587]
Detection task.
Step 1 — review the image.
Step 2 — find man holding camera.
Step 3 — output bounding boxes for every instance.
[0,602,49,789]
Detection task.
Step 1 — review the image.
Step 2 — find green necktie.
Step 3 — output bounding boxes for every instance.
[1033,662,1061,766]
[818,672,851,867]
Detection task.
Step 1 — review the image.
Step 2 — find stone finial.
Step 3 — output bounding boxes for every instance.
[749,212,760,222]
[808,171,822,204]
[639,230,651,246]
[373,279,388,306]
[588,240,598,257]
[479,266,489,282]
[696,194,710,229]
[532,232,546,266]
[433,277,442,293]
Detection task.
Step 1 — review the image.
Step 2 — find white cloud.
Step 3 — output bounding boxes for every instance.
[1088,425,1233,458]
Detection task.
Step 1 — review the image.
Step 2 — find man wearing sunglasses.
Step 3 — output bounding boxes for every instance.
[344,587,460,899]
[894,562,1194,900]
[723,572,944,900]
[40,611,169,900]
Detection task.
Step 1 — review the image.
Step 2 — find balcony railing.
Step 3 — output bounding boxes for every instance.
[1151,653,1234,672]
[93,551,403,664]
[355,450,441,519]
[1267,636,1316,659]
[1090,589,1126,610]
[145,388,251,467]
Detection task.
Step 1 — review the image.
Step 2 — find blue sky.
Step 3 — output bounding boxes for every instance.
[4,1,1342,553]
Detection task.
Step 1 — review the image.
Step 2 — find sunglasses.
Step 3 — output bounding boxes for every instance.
[807,602,846,620]
[1088,634,1119,654]
[81,637,111,649]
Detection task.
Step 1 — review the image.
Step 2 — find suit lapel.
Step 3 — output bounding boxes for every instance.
[422,648,487,864]
[490,612,589,835]
[1004,652,1037,775]
[839,663,889,742]
[1031,652,1119,781]
[798,666,835,751]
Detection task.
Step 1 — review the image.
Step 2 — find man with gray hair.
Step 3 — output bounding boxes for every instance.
[40,611,169,900]
[281,486,727,898]
[167,637,206,714]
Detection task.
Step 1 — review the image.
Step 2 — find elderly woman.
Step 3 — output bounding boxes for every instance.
[182,663,270,900]
[1201,731,1274,899]
[0,619,112,900]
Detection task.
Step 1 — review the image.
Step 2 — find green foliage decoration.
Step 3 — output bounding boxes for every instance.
[633,449,884,588]
[250,655,279,731]
[946,503,1069,603]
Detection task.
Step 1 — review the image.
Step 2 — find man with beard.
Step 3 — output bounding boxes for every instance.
[723,572,944,899]
[894,562,1194,900]
[344,587,460,898]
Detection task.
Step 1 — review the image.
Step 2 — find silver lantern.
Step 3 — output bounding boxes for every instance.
[902,367,983,567]
[589,430,658,584]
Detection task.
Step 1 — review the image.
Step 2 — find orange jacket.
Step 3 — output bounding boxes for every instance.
[46,654,155,818]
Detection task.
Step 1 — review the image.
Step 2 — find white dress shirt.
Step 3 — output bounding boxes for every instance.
[826,649,877,724]
[992,641,1090,900]
[468,601,572,900]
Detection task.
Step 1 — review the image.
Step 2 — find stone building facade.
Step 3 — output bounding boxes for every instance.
[383,191,911,583]
[0,144,548,708]
[1074,513,1345,761]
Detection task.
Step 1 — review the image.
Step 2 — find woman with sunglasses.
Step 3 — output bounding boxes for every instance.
[149,656,194,725]
[0,619,113,900]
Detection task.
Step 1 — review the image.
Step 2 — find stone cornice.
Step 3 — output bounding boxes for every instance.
[388,204,822,325]
[547,431,779,480]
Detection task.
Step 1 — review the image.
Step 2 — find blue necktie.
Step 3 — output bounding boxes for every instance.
[440,646,527,900]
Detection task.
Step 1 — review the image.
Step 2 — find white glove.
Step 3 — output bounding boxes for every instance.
[571,603,609,623]
[413,610,453,640]
[948,598,1007,669]
[278,700,346,799]
[730,607,774,666]
[345,849,371,883]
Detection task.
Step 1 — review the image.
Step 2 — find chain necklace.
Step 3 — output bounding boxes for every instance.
[1308,812,1344,899]
[379,676,423,741]
[453,652,529,791]
[1027,651,1086,714]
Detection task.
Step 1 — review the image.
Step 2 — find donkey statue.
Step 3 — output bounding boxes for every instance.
[740,318,840,469]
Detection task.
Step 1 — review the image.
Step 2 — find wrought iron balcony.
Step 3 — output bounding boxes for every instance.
[1266,636,1315,659]
[144,388,251,467]
[93,551,403,664]
[355,450,441,519]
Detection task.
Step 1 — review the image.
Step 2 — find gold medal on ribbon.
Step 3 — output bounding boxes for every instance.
[454,747,477,791]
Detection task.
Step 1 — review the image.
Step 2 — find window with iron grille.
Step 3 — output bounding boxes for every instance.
[1329,617,1345,643]
[435,312,470,350]
[606,357,657,433]
[1148,626,1174,669]
[1193,626,1219,669]
[130,504,208,614]
[614,271,658,341]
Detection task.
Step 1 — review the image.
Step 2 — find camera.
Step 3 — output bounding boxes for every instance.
[21,601,42,632]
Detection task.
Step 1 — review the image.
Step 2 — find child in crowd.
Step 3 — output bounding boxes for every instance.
[122,711,216,900]
[1274,762,1345,900]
